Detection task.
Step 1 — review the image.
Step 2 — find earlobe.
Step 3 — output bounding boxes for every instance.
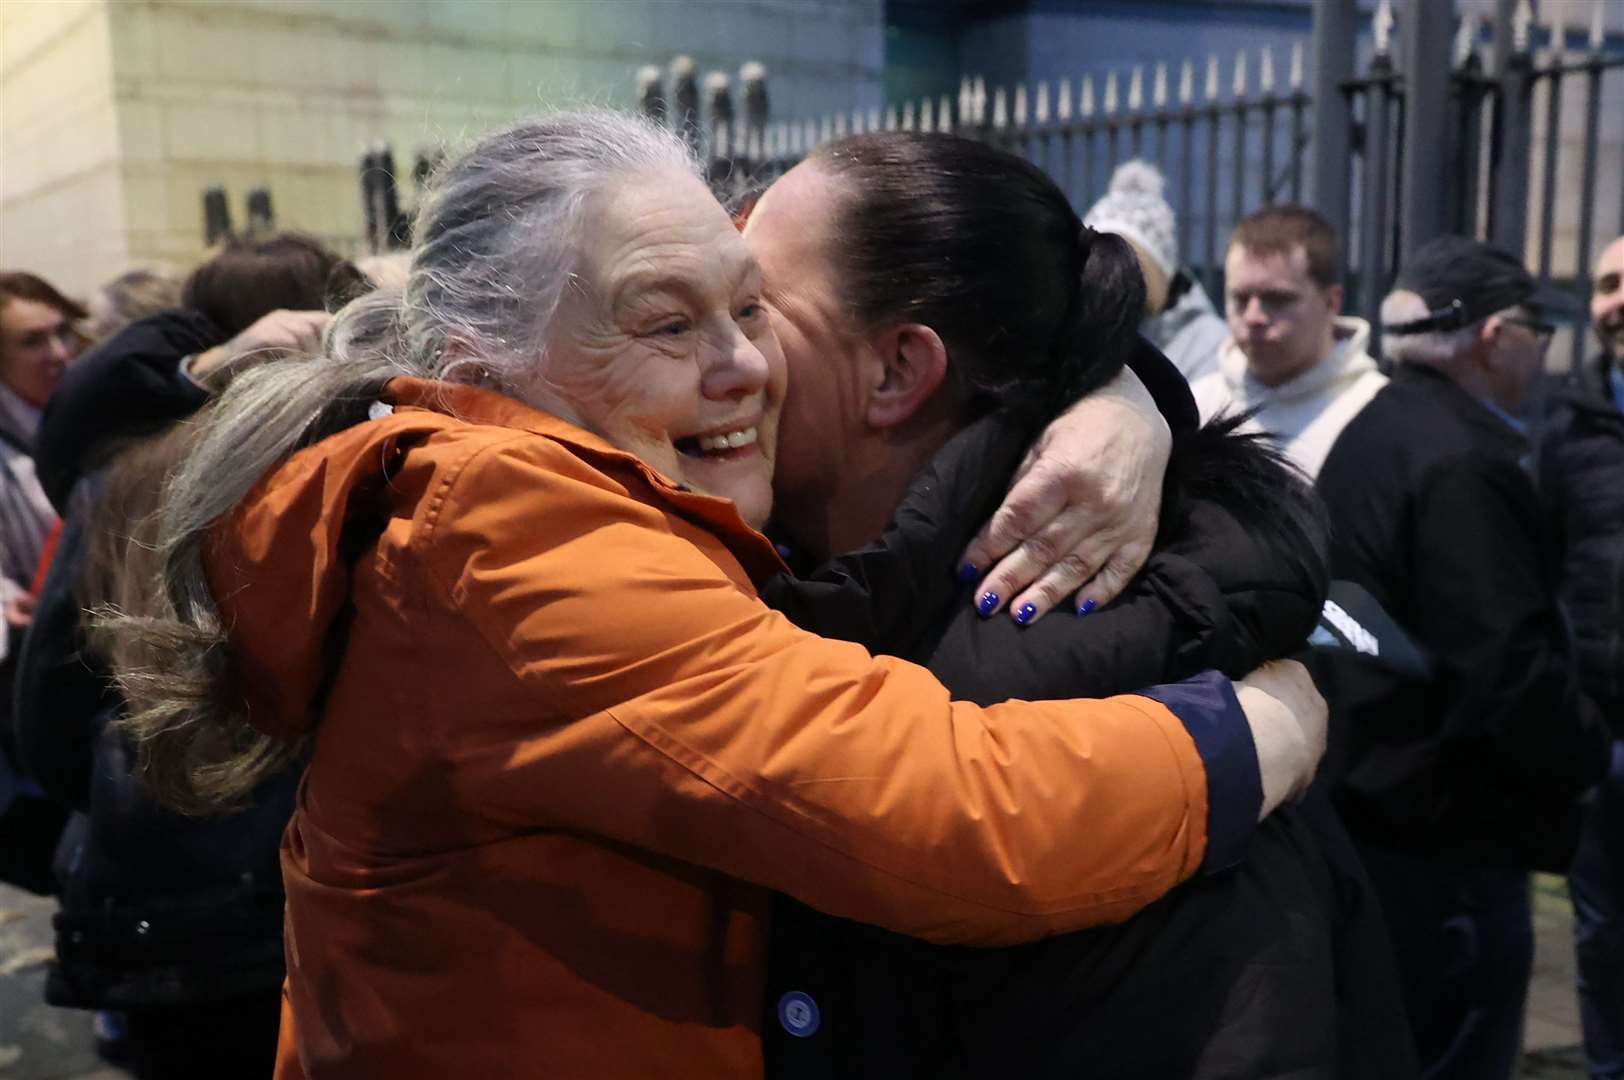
[866,323,949,428]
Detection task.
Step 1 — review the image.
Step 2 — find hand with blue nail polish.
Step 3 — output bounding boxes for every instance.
[1014,603,1036,625]
[957,563,980,584]
[977,591,1000,617]
[1077,598,1097,617]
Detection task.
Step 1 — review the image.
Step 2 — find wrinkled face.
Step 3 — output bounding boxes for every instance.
[1592,236,1624,360]
[537,168,787,529]
[0,297,82,406]
[740,160,867,514]
[1488,306,1552,414]
[1224,243,1341,386]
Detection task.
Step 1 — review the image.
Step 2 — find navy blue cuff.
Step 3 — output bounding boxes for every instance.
[1140,670,1261,874]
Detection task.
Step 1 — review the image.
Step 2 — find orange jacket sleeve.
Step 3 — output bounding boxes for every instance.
[416,438,1237,946]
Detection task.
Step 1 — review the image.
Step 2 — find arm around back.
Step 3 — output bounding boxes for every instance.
[410,438,1244,946]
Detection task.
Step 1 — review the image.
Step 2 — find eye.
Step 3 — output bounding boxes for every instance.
[737,301,765,321]
[647,318,691,338]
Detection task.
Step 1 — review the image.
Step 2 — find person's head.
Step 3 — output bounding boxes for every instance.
[1084,159,1177,317]
[1223,206,1344,386]
[1381,235,1556,415]
[0,271,88,406]
[84,267,184,342]
[182,233,365,337]
[1592,235,1624,361]
[742,132,1144,558]
[115,108,787,812]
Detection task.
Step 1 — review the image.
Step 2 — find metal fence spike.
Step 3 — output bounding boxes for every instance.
[834,111,847,137]
[938,95,953,133]
[869,105,882,131]
[1513,0,1533,53]
[1179,59,1194,104]
[921,96,935,133]
[1454,10,1478,68]
[851,107,863,135]
[1290,40,1304,91]
[973,77,987,124]
[902,100,916,130]
[1548,10,1566,58]
[992,87,1007,129]
[1153,62,1168,107]
[1374,0,1395,58]
[1261,47,1275,92]
[1014,83,1028,125]
[885,104,899,131]
[1233,49,1249,96]
[1058,77,1073,120]
[1104,70,1119,114]
[1129,66,1144,110]
[1081,74,1096,117]
[804,119,817,150]
[1205,54,1220,100]
[959,76,974,122]
[1593,2,1607,51]
[1036,80,1050,123]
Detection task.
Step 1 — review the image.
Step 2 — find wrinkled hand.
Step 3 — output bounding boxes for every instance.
[1233,660,1328,822]
[959,365,1169,623]
[190,309,331,382]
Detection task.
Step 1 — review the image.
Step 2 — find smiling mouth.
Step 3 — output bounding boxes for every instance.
[674,425,760,460]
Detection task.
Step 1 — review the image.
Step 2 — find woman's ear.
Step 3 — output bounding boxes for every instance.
[865,323,949,428]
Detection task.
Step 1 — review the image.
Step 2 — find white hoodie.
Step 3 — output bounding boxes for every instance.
[1189,316,1388,479]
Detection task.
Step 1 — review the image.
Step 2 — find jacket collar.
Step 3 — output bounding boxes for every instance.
[1390,362,1529,453]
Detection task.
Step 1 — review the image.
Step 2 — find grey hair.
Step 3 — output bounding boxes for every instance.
[1380,288,1484,365]
[110,109,701,813]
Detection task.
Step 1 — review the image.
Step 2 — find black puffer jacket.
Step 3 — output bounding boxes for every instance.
[11,309,296,1010]
[1540,356,1624,726]
[761,407,1417,1079]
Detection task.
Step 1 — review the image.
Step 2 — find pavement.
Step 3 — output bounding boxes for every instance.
[0,875,1596,1079]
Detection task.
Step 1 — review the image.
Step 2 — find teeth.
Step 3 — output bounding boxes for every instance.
[696,426,758,453]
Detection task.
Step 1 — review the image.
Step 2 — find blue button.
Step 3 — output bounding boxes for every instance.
[777,991,821,1038]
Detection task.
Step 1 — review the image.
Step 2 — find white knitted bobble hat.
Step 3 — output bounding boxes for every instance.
[1082,160,1178,278]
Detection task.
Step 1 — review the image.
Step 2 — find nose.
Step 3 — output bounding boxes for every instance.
[702,323,770,402]
[1242,296,1270,326]
[47,332,73,364]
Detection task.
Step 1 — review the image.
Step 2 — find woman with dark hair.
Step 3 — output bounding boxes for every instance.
[742,133,1416,1078]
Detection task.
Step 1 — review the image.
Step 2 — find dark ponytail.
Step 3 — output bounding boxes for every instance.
[811,133,1146,423]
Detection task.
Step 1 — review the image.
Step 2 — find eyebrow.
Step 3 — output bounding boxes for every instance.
[611,253,760,312]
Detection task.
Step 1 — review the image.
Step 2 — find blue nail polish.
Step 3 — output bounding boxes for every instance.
[957,562,980,584]
[1014,603,1036,625]
[1077,598,1097,617]
[977,591,999,616]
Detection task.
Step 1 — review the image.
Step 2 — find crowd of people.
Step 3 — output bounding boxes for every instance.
[0,109,1618,1080]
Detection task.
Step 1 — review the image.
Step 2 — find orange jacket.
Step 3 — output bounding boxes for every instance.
[208,378,1247,1079]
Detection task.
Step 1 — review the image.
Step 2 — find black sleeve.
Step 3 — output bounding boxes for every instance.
[36,308,221,512]
[1410,456,1608,792]
[12,510,111,811]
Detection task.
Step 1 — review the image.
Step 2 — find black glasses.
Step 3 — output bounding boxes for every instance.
[1501,315,1556,343]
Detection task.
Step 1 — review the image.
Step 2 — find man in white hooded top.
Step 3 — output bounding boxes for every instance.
[1190,205,1387,478]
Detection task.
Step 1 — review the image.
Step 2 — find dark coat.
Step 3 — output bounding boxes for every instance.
[1539,355,1624,726]
[761,399,1417,1078]
[1317,363,1610,871]
[11,309,295,1009]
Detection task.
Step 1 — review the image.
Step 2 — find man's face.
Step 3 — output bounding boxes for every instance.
[1591,236,1624,360]
[0,296,82,406]
[1223,243,1342,386]
[741,160,871,515]
[1488,306,1552,414]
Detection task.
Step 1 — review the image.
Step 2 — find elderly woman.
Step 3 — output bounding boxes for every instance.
[743,133,1415,1078]
[109,111,1320,1078]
